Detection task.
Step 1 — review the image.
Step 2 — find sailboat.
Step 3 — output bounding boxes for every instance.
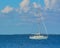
[29,12,48,40]
[29,33,48,40]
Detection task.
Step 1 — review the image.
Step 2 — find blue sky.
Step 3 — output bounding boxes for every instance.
[0,0,60,34]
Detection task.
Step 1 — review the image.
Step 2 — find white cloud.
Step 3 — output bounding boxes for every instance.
[17,1,42,13]
[20,0,29,7]
[44,0,56,9]
[44,0,60,10]
[44,0,50,9]
[19,0,30,12]
[1,6,13,13]
[33,2,39,8]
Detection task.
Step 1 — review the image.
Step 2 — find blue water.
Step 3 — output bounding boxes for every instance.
[0,34,60,48]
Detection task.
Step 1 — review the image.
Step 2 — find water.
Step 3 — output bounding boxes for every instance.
[0,34,60,48]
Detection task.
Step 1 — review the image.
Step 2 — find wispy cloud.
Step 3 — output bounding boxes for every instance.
[44,0,50,9]
[1,0,58,23]
[1,6,13,13]
[19,0,30,12]
[33,2,41,8]
[44,0,60,11]
[17,1,44,24]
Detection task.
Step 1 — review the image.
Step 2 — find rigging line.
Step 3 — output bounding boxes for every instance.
[41,16,48,35]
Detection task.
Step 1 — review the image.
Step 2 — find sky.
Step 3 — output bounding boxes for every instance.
[0,0,60,34]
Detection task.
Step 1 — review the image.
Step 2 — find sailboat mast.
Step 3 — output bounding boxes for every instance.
[37,8,41,34]
[38,19,40,33]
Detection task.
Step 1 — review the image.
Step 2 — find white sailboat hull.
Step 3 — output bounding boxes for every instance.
[29,35,48,40]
